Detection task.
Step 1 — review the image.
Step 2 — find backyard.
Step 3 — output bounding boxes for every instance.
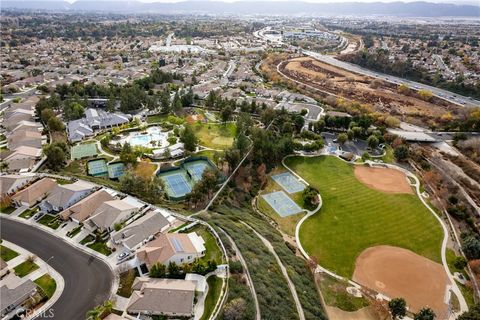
[200,276,223,320]
[285,155,443,277]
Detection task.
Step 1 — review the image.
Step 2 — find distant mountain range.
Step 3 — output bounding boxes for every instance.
[3,0,480,17]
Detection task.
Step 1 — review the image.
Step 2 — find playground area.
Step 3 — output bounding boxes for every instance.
[271,172,306,194]
[261,191,303,217]
[353,245,449,318]
[354,166,414,194]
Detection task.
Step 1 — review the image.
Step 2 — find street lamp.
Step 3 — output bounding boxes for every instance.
[45,256,54,275]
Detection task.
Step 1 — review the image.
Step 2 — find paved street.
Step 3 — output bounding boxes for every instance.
[0,218,114,320]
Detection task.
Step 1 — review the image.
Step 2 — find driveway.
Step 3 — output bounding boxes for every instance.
[0,218,114,320]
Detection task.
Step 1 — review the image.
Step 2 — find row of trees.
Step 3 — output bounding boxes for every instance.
[149,259,217,278]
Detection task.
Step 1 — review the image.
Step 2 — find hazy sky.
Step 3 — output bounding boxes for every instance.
[62,0,477,3]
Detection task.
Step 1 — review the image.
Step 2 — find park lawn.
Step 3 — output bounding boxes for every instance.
[187,226,222,264]
[316,273,369,312]
[14,260,40,277]
[0,245,19,261]
[194,122,236,150]
[195,150,223,163]
[200,276,223,320]
[256,168,306,236]
[34,274,57,299]
[285,155,443,278]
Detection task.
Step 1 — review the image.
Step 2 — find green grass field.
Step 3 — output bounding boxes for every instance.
[34,274,57,299]
[194,123,236,149]
[14,260,39,277]
[0,245,19,261]
[200,276,223,320]
[285,156,443,277]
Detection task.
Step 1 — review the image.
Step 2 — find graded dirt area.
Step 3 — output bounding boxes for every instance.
[353,245,449,318]
[325,306,378,320]
[354,166,413,194]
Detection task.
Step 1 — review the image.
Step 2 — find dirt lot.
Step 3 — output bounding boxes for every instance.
[353,245,449,318]
[354,166,413,194]
[270,55,463,126]
[326,306,378,320]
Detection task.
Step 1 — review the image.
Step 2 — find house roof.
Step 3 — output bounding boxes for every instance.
[12,178,57,205]
[0,174,34,196]
[2,146,42,160]
[0,276,37,312]
[43,180,93,208]
[127,278,195,316]
[87,199,137,229]
[111,210,170,249]
[136,232,204,268]
[59,189,114,221]
[7,130,43,150]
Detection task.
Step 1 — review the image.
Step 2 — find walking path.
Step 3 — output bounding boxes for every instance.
[240,222,306,320]
[218,227,261,320]
[1,240,64,320]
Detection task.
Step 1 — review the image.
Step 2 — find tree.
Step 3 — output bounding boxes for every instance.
[462,234,480,260]
[458,303,480,320]
[180,125,198,152]
[414,308,436,320]
[394,145,409,161]
[223,298,247,320]
[40,108,55,124]
[418,89,433,102]
[43,142,68,171]
[388,298,407,319]
[167,261,181,278]
[367,135,379,149]
[224,148,241,170]
[47,117,65,132]
[453,256,468,270]
[220,106,233,123]
[337,133,348,145]
[119,143,137,166]
[302,186,319,210]
[64,101,85,121]
[149,263,166,278]
[235,132,249,156]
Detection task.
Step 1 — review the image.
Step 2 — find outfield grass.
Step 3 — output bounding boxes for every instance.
[317,273,369,311]
[194,123,236,150]
[285,156,443,277]
[34,274,56,299]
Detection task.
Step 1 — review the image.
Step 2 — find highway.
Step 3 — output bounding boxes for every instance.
[0,218,113,320]
[255,27,480,108]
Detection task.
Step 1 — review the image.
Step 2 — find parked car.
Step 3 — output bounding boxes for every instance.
[117,251,130,261]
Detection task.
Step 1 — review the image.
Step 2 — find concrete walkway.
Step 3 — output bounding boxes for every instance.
[1,240,65,320]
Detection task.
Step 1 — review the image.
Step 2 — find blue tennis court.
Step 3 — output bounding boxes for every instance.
[262,191,303,217]
[184,162,209,182]
[272,172,306,194]
[163,173,192,197]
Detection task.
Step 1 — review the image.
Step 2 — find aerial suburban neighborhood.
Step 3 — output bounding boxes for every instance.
[0,1,479,320]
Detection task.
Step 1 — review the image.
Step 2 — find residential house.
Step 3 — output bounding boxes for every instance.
[127,278,196,317]
[136,232,206,269]
[0,146,42,172]
[11,178,58,207]
[3,109,35,132]
[84,199,140,232]
[111,210,171,251]
[0,174,35,196]
[7,130,43,150]
[39,180,94,213]
[58,189,114,223]
[0,274,38,317]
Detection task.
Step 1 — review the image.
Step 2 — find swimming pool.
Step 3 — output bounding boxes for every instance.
[122,126,169,148]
